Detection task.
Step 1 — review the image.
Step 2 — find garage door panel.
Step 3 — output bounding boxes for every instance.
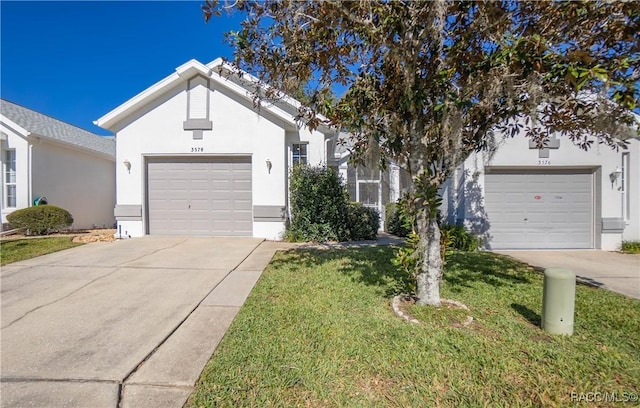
[485,170,593,249]
[234,199,252,211]
[147,157,253,236]
[211,199,231,210]
[168,180,189,190]
[190,179,210,189]
[233,179,251,190]
[189,200,211,210]
[212,180,231,191]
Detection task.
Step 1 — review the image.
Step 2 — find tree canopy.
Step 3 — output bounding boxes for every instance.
[204,0,639,305]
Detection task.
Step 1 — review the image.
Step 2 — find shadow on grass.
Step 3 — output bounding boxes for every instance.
[444,252,535,293]
[269,246,413,297]
[511,303,541,327]
[270,247,542,299]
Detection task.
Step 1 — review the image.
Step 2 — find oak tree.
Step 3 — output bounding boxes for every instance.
[204,0,639,306]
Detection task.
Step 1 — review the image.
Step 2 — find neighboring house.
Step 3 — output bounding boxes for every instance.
[339,131,640,251]
[1,99,116,230]
[443,134,640,251]
[96,58,337,239]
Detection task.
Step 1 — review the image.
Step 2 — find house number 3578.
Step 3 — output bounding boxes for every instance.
[191,147,204,152]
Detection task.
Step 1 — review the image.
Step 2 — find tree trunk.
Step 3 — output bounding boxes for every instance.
[415,212,442,306]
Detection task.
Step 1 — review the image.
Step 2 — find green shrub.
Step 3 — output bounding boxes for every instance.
[286,165,350,242]
[347,203,380,240]
[441,224,480,252]
[392,231,420,293]
[384,202,411,237]
[7,205,73,235]
[393,223,479,290]
[621,241,640,254]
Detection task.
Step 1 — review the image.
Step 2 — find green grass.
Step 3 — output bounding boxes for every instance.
[0,237,83,265]
[621,241,640,254]
[188,247,640,408]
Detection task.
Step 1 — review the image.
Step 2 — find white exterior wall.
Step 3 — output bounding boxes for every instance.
[114,76,327,239]
[0,127,30,223]
[457,133,633,250]
[31,140,115,229]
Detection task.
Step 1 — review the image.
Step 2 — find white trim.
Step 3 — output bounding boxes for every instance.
[95,60,212,130]
[622,152,630,221]
[208,73,297,128]
[0,115,30,139]
[3,149,17,209]
[206,58,332,131]
[96,58,334,135]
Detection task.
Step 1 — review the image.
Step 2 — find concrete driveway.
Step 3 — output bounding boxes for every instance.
[496,251,640,299]
[1,237,282,408]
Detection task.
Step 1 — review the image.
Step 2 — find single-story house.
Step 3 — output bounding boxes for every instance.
[96,56,638,249]
[96,58,337,240]
[1,99,116,230]
[336,131,640,251]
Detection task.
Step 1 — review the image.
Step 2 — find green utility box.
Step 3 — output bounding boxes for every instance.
[542,268,576,335]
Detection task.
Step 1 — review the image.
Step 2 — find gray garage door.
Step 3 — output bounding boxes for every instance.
[147,157,252,236]
[484,169,594,249]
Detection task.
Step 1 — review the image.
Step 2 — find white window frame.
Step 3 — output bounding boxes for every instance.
[3,149,17,208]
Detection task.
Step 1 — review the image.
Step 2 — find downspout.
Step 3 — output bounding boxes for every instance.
[27,136,33,207]
[285,134,292,223]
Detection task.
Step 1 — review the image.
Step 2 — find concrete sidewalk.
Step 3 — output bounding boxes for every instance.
[1,238,289,408]
[496,250,640,299]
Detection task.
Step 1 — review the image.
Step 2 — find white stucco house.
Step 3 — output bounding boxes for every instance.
[336,131,640,251]
[95,56,638,249]
[96,58,337,240]
[1,99,116,230]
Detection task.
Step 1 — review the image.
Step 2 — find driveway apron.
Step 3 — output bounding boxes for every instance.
[496,250,640,299]
[1,237,274,408]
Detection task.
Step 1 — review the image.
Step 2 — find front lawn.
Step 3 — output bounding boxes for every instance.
[0,237,83,265]
[188,247,640,407]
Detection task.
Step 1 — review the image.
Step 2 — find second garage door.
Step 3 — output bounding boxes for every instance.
[484,169,594,249]
[147,157,252,236]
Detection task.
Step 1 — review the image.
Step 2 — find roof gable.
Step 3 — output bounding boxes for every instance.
[0,99,115,158]
[96,58,333,135]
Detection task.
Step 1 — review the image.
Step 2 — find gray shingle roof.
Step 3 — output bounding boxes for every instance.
[1,99,115,158]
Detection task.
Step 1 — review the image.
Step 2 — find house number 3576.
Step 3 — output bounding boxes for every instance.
[191,147,204,152]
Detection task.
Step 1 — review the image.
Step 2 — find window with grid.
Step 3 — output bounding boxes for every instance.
[4,150,16,208]
[346,165,382,207]
[292,143,308,165]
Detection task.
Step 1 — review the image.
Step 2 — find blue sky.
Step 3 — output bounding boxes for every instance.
[1,1,241,135]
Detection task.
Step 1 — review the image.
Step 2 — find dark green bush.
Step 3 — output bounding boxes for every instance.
[347,203,380,240]
[286,165,381,242]
[384,202,411,237]
[7,205,73,235]
[286,165,350,242]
